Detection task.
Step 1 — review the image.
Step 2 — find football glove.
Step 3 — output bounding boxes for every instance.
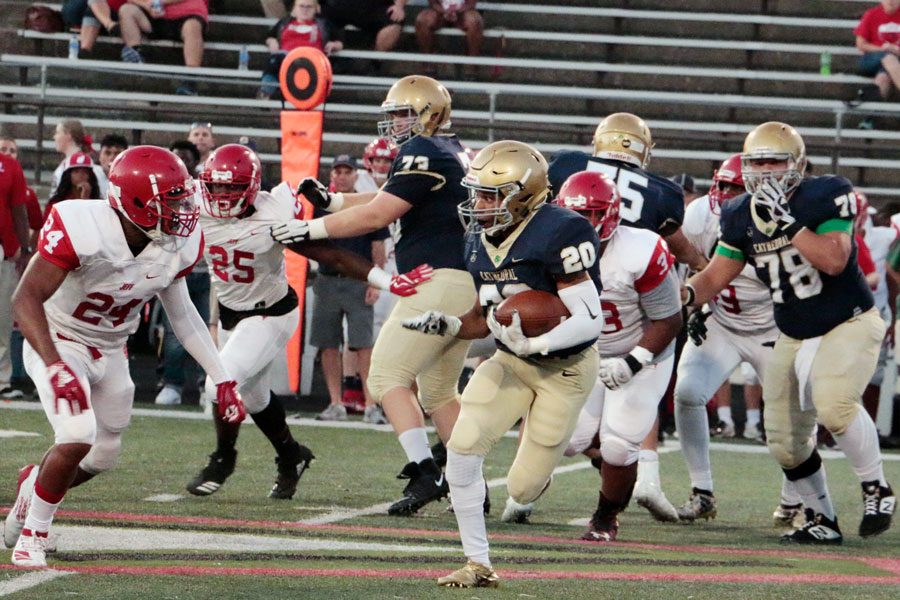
[47,360,89,415]
[402,310,461,336]
[215,380,247,424]
[487,309,533,356]
[390,264,434,297]
[270,219,329,244]
[297,177,343,212]
[686,307,712,346]
[598,347,653,390]
[754,179,800,236]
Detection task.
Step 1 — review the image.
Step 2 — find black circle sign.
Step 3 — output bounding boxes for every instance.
[279,47,333,110]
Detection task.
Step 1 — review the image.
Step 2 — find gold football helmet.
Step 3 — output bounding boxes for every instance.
[377,75,451,145]
[458,140,550,235]
[592,112,653,169]
[741,121,806,195]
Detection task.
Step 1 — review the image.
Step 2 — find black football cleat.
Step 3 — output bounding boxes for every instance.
[387,458,449,516]
[859,481,895,538]
[186,449,237,496]
[582,510,619,542]
[270,443,315,500]
[780,508,843,545]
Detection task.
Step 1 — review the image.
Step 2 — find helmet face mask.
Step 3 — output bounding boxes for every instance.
[708,153,745,215]
[377,106,421,146]
[555,171,621,241]
[363,138,397,183]
[199,144,261,219]
[107,146,199,242]
[740,122,806,196]
[457,141,549,237]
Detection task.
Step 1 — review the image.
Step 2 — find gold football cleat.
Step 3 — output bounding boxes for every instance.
[437,560,500,588]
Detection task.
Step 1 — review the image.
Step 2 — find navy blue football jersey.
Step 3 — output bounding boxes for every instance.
[717,175,873,339]
[465,203,602,358]
[381,134,469,273]
[548,150,685,237]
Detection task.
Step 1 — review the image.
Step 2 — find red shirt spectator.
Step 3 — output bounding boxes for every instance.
[0,153,28,259]
[855,2,900,46]
[164,0,209,23]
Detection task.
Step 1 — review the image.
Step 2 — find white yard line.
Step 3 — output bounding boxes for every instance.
[0,430,41,439]
[0,570,72,597]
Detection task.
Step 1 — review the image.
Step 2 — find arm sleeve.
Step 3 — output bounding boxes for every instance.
[157,278,230,384]
[639,268,682,320]
[528,278,604,355]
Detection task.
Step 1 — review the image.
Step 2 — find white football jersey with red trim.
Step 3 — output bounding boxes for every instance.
[598,226,674,357]
[199,183,298,311]
[38,200,203,352]
[683,196,774,333]
[865,225,898,314]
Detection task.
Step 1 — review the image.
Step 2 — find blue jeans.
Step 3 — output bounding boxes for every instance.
[160,271,210,388]
[858,51,888,77]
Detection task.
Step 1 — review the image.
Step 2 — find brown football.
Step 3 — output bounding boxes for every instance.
[494,290,571,337]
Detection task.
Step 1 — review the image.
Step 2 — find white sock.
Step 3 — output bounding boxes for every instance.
[780,475,802,506]
[397,428,432,464]
[445,450,489,568]
[832,408,887,487]
[717,406,732,424]
[746,409,761,428]
[23,486,62,534]
[637,449,660,484]
[791,466,835,521]
[675,402,713,491]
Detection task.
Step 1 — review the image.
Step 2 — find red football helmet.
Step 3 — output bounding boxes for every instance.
[362,138,397,183]
[107,146,198,239]
[708,153,744,214]
[854,189,870,232]
[199,144,261,218]
[555,171,621,241]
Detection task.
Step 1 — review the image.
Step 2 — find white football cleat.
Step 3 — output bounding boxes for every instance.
[634,479,679,522]
[11,528,48,567]
[154,385,182,406]
[500,497,534,523]
[4,464,38,548]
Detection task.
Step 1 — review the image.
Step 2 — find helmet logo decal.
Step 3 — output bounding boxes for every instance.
[211,169,234,183]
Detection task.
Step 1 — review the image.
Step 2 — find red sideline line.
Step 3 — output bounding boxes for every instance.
[27,508,883,564]
[1,564,898,585]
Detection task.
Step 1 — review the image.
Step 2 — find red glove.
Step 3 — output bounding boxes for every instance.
[47,360,89,415]
[390,264,434,297]
[216,380,246,424]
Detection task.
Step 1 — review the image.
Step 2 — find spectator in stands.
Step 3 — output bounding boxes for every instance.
[50,119,108,198]
[854,0,900,100]
[415,1,483,77]
[670,172,701,206]
[0,146,30,399]
[98,133,128,176]
[187,121,216,172]
[259,0,342,99]
[311,155,389,423]
[154,139,210,405]
[44,153,100,221]
[118,0,208,95]
[320,0,406,52]
[78,0,127,56]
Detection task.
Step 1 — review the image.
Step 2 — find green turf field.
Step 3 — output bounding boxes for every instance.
[1,402,899,598]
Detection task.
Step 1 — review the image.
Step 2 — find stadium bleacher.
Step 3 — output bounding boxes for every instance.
[0,0,898,201]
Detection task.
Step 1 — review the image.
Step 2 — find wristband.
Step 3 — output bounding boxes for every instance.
[625,346,654,374]
[329,192,345,212]
[683,284,696,307]
[307,218,329,240]
[782,221,804,240]
[366,266,393,290]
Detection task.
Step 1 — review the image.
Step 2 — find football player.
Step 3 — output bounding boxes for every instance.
[272,75,475,516]
[674,154,802,525]
[186,144,432,498]
[548,171,682,541]
[356,137,398,193]
[685,122,895,543]
[402,141,603,586]
[4,147,247,567]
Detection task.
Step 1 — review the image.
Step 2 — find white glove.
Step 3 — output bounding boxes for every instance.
[754,179,797,231]
[270,219,328,244]
[487,309,535,356]
[401,310,461,336]
[598,347,653,390]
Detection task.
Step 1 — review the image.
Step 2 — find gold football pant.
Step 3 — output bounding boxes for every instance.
[763,307,885,469]
[367,268,476,412]
[448,346,598,504]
